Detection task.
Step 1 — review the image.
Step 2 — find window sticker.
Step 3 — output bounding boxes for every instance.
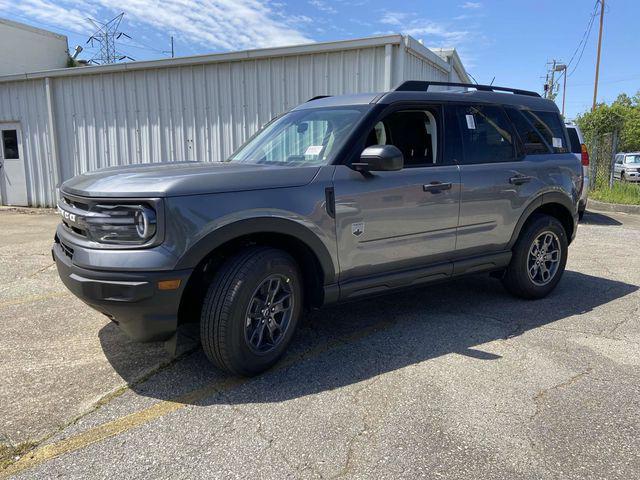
[304,145,323,156]
[552,137,563,149]
[465,114,476,130]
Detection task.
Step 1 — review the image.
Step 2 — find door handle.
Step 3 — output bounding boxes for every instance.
[509,175,533,185]
[423,182,452,193]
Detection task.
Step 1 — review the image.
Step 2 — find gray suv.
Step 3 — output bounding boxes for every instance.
[53,81,582,375]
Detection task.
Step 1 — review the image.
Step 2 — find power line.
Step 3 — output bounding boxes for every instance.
[565,0,599,72]
[568,3,598,77]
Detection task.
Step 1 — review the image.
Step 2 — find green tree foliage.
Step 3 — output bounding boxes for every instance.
[576,91,640,152]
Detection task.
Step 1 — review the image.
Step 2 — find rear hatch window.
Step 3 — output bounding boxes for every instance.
[566,127,582,154]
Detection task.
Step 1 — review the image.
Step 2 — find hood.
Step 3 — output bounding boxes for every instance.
[61,162,321,198]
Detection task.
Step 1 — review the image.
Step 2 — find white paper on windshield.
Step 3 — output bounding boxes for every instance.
[465,114,476,129]
[305,145,323,156]
[552,137,563,148]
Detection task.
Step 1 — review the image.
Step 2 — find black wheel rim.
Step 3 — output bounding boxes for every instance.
[527,231,561,286]
[244,274,294,354]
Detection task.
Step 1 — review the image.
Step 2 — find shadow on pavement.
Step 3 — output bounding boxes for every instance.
[99,270,637,405]
[581,211,623,226]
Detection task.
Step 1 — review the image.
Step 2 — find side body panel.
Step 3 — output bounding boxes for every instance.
[332,164,461,281]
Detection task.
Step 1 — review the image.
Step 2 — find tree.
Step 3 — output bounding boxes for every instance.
[576,89,640,152]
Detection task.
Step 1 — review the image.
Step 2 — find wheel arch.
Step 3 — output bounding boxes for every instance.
[175,218,337,326]
[508,192,577,249]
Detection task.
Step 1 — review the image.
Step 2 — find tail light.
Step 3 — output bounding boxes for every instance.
[581,144,590,166]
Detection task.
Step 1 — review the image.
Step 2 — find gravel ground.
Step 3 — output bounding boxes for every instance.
[1,208,638,479]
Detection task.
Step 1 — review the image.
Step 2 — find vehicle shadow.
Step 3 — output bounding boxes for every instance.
[99,270,637,406]
[581,210,623,226]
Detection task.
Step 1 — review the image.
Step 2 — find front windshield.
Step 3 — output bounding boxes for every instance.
[228,107,367,166]
[625,155,640,164]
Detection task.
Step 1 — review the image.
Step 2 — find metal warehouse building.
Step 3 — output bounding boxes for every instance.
[0,34,469,207]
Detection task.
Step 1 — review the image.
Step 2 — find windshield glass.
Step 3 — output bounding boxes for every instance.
[228,107,367,166]
[625,155,640,164]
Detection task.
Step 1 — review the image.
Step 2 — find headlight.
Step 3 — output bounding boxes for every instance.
[85,204,157,244]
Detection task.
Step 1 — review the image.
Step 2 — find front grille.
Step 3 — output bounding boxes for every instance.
[60,195,90,238]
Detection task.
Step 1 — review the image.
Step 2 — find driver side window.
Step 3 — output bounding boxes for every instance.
[364,110,439,167]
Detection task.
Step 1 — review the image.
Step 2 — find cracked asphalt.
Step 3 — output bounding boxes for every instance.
[1,207,639,479]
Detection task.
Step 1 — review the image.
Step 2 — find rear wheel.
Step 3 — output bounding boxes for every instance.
[200,247,302,376]
[502,214,568,299]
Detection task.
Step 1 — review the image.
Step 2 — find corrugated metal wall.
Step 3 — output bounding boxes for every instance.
[53,46,389,179]
[404,50,449,84]
[0,37,465,206]
[0,79,56,206]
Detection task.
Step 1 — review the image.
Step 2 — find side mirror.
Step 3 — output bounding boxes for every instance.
[352,145,403,172]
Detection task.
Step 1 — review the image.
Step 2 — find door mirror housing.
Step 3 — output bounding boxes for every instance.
[352,145,403,172]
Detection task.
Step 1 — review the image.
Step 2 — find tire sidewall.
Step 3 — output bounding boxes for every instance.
[225,252,302,374]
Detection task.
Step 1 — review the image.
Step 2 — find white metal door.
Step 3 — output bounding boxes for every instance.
[0,123,28,206]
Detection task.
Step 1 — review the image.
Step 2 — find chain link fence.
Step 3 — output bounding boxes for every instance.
[587,131,619,190]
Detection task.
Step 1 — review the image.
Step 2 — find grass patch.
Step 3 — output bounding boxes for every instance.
[590,181,640,205]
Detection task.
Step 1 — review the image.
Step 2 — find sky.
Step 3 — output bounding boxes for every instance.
[2,0,638,119]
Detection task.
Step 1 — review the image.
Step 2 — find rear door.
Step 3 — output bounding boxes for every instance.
[333,103,461,282]
[450,104,551,257]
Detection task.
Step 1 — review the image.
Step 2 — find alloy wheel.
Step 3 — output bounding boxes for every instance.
[244,274,294,354]
[527,231,562,286]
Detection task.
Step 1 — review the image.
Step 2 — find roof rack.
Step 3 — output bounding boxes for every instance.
[394,81,541,97]
[307,95,332,102]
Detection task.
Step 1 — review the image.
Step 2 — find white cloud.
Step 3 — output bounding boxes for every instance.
[1,0,314,51]
[378,11,470,45]
[460,1,481,8]
[308,0,337,14]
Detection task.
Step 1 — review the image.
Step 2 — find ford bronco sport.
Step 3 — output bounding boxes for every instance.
[53,81,582,375]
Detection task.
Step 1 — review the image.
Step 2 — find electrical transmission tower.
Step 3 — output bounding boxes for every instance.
[86,12,134,65]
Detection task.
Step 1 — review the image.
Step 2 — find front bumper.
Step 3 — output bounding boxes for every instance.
[623,171,640,182]
[53,239,192,342]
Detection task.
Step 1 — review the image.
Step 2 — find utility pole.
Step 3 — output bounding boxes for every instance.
[592,0,605,111]
[171,36,175,58]
[553,63,568,117]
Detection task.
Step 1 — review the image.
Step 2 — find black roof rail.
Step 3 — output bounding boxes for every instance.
[307,95,332,102]
[394,81,541,97]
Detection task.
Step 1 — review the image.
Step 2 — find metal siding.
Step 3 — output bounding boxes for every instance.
[0,79,54,206]
[404,50,449,83]
[1,39,460,206]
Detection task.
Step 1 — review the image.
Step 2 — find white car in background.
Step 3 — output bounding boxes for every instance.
[565,123,590,219]
[613,152,640,183]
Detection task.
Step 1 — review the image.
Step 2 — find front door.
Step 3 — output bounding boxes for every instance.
[333,106,461,282]
[0,123,28,206]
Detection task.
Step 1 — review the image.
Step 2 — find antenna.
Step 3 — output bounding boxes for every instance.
[86,12,135,65]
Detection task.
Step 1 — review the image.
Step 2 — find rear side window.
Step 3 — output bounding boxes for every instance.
[522,110,569,153]
[456,105,515,164]
[504,107,549,155]
[566,127,582,154]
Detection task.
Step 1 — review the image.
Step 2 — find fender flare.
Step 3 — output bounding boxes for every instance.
[175,217,337,284]
[507,192,577,249]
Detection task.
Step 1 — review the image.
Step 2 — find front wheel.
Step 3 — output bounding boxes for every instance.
[502,214,568,299]
[200,247,303,376]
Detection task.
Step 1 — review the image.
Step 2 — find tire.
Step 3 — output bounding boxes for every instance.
[578,208,585,221]
[502,214,568,299]
[200,246,303,376]
[621,172,626,182]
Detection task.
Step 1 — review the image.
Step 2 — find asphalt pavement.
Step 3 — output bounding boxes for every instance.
[1,208,638,479]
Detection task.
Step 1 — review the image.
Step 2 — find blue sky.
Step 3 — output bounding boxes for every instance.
[3,0,638,119]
